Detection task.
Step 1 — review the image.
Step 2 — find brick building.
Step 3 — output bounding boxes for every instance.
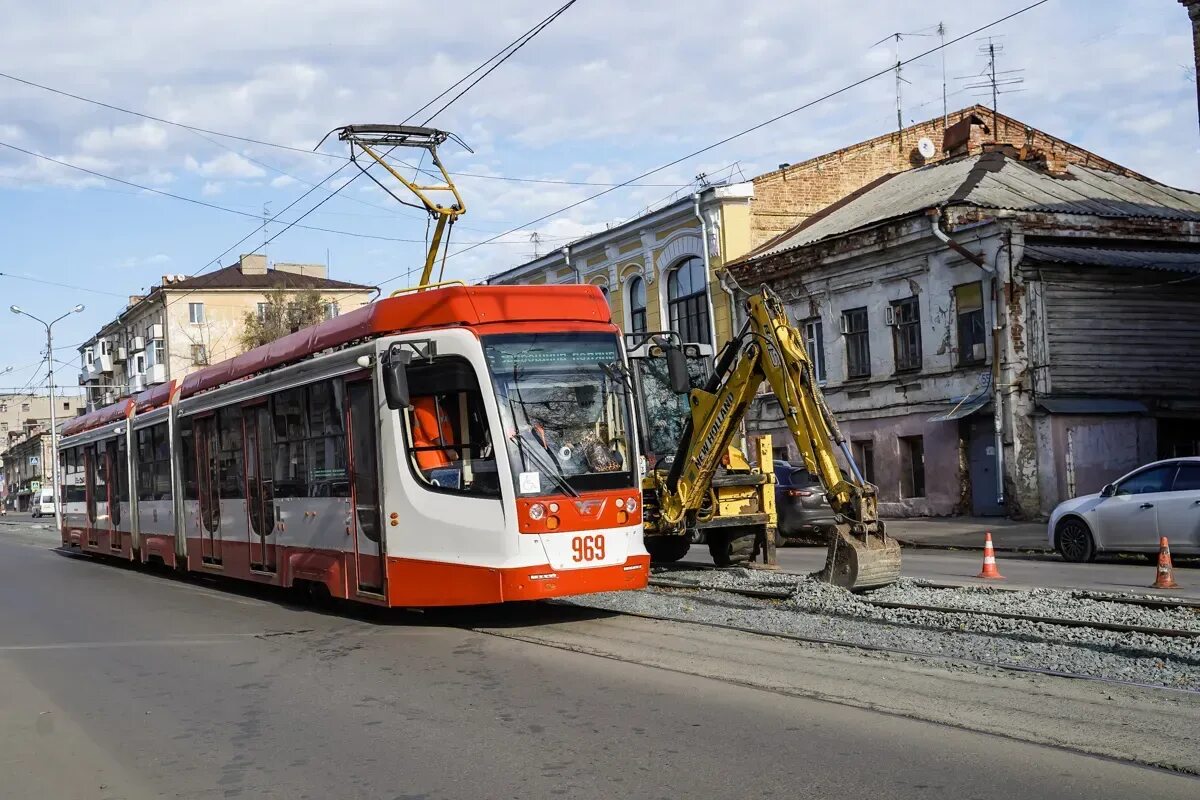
[749,104,1136,249]
[730,146,1200,520]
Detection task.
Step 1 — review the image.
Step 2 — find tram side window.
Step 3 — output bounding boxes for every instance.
[137,424,172,501]
[271,387,308,498]
[403,358,500,498]
[218,408,244,500]
[179,418,197,502]
[305,380,349,498]
[64,447,86,504]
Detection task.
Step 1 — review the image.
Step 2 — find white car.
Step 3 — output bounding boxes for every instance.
[1048,457,1200,562]
[31,488,56,519]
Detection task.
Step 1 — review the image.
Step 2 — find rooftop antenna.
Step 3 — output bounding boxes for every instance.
[319,124,472,288]
[529,231,541,260]
[871,30,931,145]
[261,201,271,255]
[959,36,1025,134]
[937,22,948,130]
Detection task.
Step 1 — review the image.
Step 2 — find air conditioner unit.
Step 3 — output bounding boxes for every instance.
[102,391,116,405]
[148,323,164,340]
[114,346,127,363]
[98,353,114,373]
[128,374,146,394]
[146,363,168,385]
[131,336,146,352]
[883,306,896,327]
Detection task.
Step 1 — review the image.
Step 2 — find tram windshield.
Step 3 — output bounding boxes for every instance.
[483,332,635,496]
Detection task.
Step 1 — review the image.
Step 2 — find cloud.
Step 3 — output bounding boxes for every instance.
[184,151,266,179]
[76,121,168,153]
[118,253,172,269]
[270,174,298,188]
[200,180,223,196]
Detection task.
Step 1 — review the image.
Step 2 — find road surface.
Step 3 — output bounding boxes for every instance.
[0,526,1196,798]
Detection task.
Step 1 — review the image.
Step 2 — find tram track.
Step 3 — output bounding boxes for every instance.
[646,576,1200,640]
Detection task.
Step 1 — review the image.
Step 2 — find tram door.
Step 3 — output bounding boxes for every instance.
[104,439,123,552]
[242,405,277,572]
[84,446,98,547]
[194,416,222,564]
[347,380,384,593]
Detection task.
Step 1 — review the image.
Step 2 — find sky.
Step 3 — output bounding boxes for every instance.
[0,0,1196,394]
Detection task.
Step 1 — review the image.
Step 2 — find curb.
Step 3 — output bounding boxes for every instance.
[0,519,53,531]
[893,539,1054,554]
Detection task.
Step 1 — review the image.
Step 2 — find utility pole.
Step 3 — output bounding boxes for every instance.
[10,303,85,532]
[938,22,948,131]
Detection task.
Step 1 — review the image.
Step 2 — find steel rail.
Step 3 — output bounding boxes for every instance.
[646,578,1200,639]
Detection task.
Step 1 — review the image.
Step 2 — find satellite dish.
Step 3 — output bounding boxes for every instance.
[917,137,936,159]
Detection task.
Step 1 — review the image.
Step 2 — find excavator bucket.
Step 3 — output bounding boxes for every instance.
[813,528,902,591]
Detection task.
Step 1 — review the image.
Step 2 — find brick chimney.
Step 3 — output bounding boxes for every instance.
[943,113,992,157]
[239,253,268,276]
[1184,1,1200,132]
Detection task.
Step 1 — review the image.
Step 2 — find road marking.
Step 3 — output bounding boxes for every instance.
[0,633,290,651]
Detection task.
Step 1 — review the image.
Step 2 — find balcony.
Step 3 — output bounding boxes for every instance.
[146,363,168,385]
[98,353,114,373]
[114,346,128,363]
[128,374,146,394]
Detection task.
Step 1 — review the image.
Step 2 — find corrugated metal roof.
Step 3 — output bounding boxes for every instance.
[1024,245,1200,273]
[744,152,1200,263]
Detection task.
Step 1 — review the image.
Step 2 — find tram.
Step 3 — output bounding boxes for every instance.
[57,283,649,606]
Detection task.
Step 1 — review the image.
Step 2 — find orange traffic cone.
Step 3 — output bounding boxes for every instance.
[1151,537,1179,590]
[976,531,1005,579]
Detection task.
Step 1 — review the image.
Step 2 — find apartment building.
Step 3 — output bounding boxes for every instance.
[78,254,376,409]
[0,392,85,451]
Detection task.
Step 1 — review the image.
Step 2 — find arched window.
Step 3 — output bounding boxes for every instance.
[628,276,647,333]
[667,256,710,344]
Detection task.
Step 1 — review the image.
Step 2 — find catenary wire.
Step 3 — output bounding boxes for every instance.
[379,0,1053,286]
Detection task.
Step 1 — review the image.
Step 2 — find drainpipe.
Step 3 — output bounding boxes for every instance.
[928,209,1005,507]
[718,269,741,334]
[692,192,720,353]
[562,245,580,285]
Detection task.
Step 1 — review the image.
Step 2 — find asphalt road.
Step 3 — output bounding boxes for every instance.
[1,531,1197,799]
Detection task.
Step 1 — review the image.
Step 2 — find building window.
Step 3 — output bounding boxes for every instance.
[146,340,165,368]
[0,423,7,432]
[84,348,94,367]
[0,403,6,413]
[135,353,146,374]
[20,403,29,413]
[188,302,205,324]
[256,302,268,322]
[667,256,711,344]
[191,344,208,366]
[842,308,870,379]
[851,440,875,484]
[323,302,339,321]
[891,296,921,372]
[899,435,925,498]
[955,282,986,365]
[802,318,826,383]
[628,276,648,334]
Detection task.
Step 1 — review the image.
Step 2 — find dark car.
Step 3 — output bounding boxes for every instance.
[773,461,838,541]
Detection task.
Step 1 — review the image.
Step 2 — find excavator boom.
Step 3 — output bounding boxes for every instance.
[656,286,901,590]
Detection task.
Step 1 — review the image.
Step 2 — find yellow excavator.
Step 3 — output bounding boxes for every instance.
[639,284,902,591]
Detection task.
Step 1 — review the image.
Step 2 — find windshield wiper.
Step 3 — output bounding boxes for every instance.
[511,433,579,498]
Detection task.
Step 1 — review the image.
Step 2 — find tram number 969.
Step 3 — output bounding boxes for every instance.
[571,534,606,563]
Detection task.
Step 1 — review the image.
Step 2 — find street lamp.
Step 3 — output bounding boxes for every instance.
[10,303,85,531]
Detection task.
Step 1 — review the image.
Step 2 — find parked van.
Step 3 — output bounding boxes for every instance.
[32,487,55,519]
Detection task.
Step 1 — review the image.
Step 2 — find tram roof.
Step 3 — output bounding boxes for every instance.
[61,284,611,438]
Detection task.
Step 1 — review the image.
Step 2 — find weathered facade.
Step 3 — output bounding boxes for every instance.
[484,184,755,353]
[731,147,1200,519]
[0,391,85,451]
[1,429,55,511]
[78,254,375,409]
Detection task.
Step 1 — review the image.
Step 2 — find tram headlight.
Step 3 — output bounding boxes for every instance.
[626,496,638,514]
[615,498,625,510]
[528,503,546,521]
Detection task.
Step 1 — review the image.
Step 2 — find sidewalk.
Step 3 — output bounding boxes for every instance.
[885,516,1050,552]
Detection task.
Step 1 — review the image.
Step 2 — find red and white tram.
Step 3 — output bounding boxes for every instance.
[57,284,649,606]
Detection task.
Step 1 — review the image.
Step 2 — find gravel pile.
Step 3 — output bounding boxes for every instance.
[577,570,1200,691]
